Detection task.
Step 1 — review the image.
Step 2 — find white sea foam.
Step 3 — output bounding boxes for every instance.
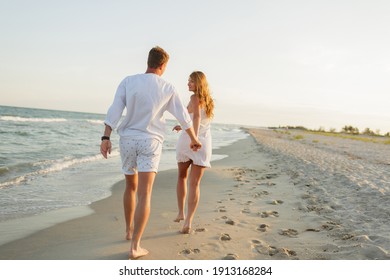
[0,150,120,189]
[86,119,104,125]
[0,116,67,123]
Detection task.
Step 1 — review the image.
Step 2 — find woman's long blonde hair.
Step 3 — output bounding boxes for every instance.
[190,71,214,118]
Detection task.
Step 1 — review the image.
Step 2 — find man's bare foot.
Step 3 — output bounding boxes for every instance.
[174,214,185,223]
[129,247,149,259]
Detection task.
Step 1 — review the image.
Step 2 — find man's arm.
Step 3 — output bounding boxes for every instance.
[100,124,112,159]
[101,78,127,159]
[167,89,201,150]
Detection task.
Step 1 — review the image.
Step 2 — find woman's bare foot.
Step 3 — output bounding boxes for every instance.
[174,214,185,223]
[129,247,149,259]
[126,232,132,240]
[180,226,191,234]
[125,228,133,240]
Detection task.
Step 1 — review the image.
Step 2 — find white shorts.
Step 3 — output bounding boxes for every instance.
[119,137,163,175]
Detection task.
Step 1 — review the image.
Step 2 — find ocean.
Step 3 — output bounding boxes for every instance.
[0,105,248,245]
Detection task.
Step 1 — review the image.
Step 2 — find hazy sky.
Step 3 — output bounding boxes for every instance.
[1,0,389,133]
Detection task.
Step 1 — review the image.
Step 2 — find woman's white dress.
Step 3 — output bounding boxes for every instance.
[176,109,212,167]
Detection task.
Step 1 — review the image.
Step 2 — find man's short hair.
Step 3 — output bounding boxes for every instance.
[147,46,169,68]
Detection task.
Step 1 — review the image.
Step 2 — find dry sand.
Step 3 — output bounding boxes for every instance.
[0,128,389,260]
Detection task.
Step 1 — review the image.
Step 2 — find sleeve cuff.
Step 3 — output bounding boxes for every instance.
[104,120,115,130]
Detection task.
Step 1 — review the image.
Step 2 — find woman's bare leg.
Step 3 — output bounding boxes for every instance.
[174,161,191,222]
[124,174,138,240]
[181,164,205,233]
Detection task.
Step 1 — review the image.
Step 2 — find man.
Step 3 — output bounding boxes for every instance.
[100,46,201,259]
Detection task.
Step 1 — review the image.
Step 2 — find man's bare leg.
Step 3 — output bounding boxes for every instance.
[174,161,191,222]
[129,172,156,259]
[181,165,205,234]
[124,174,138,240]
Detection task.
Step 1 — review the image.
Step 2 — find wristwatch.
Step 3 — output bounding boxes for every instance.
[101,136,110,141]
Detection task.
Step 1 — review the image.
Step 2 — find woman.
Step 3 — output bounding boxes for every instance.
[173,71,214,234]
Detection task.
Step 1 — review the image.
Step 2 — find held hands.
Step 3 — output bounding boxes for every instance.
[174,124,201,150]
[100,140,112,159]
[184,126,201,152]
[190,139,202,151]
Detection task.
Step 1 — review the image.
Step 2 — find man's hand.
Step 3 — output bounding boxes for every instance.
[172,125,182,132]
[100,140,112,159]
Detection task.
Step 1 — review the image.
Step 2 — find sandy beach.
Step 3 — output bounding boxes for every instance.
[0,128,389,260]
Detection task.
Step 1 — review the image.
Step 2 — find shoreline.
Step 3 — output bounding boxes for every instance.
[0,128,388,259]
[0,137,245,259]
[0,149,230,247]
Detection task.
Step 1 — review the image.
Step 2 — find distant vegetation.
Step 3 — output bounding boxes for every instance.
[270,125,389,137]
[270,125,390,144]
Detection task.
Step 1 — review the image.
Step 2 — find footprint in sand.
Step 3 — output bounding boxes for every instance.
[241,208,251,214]
[268,199,284,205]
[265,174,279,179]
[301,194,311,199]
[321,224,334,230]
[234,175,244,182]
[220,233,232,241]
[217,206,227,212]
[225,219,235,225]
[307,205,323,212]
[253,191,270,198]
[195,228,206,232]
[222,253,239,260]
[305,228,320,232]
[251,240,278,256]
[256,224,270,232]
[321,220,340,231]
[279,248,297,257]
[279,228,299,237]
[179,248,200,255]
[259,211,279,218]
[251,240,296,257]
[258,182,276,186]
[342,234,354,240]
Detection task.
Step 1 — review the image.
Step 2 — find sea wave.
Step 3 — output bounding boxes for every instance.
[0,167,9,176]
[0,116,67,123]
[86,119,105,125]
[0,150,120,189]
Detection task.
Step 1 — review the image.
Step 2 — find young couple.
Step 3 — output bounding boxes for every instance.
[100,46,214,259]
